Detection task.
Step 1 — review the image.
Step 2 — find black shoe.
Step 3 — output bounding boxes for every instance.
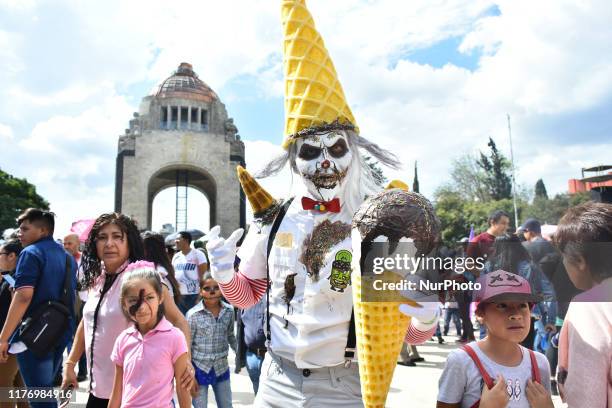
[438,337,445,344]
[77,373,88,382]
[397,361,416,366]
[410,357,425,363]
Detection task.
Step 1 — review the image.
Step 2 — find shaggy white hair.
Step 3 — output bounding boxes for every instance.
[255,131,401,216]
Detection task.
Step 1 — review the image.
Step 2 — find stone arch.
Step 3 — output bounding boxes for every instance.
[115,62,245,235]
[147,164,218,231]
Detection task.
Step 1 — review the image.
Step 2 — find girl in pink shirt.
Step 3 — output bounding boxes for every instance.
[109,261,191,408]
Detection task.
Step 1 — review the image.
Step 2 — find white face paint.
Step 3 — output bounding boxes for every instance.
[295,131,353,201]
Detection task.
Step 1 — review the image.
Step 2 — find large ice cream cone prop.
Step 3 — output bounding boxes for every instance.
[236,165,278,218]
[351,178,413,408]
[281,0,358,149]
[352,189,440,408]
[352,271,417,408]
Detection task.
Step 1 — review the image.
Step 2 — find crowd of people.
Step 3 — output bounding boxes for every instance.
[0,201,610,408]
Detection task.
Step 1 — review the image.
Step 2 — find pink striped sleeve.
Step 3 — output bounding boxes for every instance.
[218,272,268,310]
[404,321,437,345]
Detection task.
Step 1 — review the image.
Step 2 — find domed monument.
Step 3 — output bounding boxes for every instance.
[115,62,245,233]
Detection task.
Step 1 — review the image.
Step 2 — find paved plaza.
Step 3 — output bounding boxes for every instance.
[71,333,564,407]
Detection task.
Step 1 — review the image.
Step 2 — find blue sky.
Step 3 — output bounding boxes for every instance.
[1,0,611,235]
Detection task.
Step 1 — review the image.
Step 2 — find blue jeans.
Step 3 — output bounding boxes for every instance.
[245,351,265,395]
[178,294,199,315]
[443,308,462,337]
[16,347,64,408]
[193,378,232,408]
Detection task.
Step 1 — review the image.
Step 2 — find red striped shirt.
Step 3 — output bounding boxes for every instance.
[218,272,267,309]
[405,322,437,344]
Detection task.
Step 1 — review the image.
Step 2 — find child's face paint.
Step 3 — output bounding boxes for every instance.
[481,301,531,342]
[124,281,161,331]
[200,278,221,302]
[128,289,145,316]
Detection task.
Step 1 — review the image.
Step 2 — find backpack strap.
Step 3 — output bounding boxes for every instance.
[528,349,541,383]
[264,198,294,341]
[60,255,73,308]
[462,345,495,389]
[462,344,495,408]
[462,344,496,408]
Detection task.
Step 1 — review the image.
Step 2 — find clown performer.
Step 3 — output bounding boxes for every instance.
[205,1,439,406]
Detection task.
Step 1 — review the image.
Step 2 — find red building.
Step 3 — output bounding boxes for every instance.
[568,165,612,203]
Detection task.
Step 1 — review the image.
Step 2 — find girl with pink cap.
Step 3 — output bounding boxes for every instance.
[437,272,554,408]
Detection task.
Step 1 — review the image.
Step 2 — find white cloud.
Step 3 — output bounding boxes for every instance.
[3,92,134,235]
[461,0,612,113]
[0,0,36,12]
[0,123,13,141]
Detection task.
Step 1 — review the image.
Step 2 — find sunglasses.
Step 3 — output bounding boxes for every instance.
[202,285,219,293]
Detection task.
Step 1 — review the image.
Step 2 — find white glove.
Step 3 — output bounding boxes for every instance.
[398,276,440,329]
[205,226,244,284]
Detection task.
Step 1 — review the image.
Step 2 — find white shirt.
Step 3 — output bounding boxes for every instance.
[156,265,174,298]
[237,197,354,368]
[438,344,551,408]
[172,248,207,295]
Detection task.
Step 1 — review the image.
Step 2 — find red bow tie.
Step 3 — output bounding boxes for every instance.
[301,197,341,213]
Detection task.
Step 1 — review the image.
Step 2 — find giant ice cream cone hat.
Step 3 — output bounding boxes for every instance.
[281,0,358,149]
[352,188,440,408]
[236,165,278,218]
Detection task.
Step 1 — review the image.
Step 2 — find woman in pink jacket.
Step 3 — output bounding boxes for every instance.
[555,202,612,408]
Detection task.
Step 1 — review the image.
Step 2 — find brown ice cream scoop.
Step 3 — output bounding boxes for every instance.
[352,189,440,256]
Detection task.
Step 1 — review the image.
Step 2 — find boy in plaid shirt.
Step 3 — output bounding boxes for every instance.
[187,273,237,408]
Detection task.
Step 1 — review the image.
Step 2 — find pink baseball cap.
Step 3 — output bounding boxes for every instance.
[474,270,541,304]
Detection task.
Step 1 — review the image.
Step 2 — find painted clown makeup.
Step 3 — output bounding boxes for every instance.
[295,131,352,201]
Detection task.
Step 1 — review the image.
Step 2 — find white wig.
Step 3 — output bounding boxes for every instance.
[255,131,401,216]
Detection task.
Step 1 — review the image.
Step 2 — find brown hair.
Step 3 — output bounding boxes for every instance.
[554,202,612,282]
[81,213,144,290]
[141,231,182,305]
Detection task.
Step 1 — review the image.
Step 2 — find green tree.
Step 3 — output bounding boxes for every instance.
[535,179,548,200]
[433,187,468,243]
[364,156,387,187]
[434,186,528,244]
[523,192,590,224]
[0,168,49,231]
[448,154,490,201]
[477,137,513,200]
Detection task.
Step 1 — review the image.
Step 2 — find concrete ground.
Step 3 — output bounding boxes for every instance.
[71,334,565,407]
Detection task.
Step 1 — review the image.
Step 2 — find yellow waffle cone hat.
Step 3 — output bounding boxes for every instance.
[236,166,277,216]
[281,0,358,149]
